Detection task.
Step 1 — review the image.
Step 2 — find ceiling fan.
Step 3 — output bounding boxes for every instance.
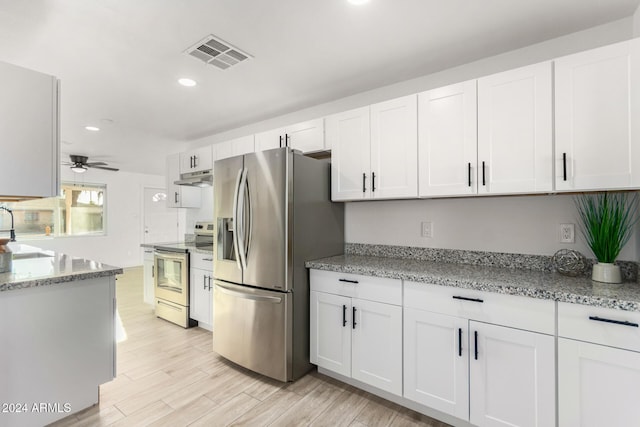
[64,154,119,174]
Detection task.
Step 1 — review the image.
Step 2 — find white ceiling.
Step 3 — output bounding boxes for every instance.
[0,0,639,175]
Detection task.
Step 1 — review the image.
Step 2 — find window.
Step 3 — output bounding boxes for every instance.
[0,183,106,239]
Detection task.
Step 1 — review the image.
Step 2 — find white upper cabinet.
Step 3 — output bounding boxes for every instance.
[330,96,418,201]
[0,61,59,199]
[328,106,371,201]
[370,95,419,199]
[477,61,553,195]
[166,153,200,208]
[555,38,640,191]
[180,145,213,174]
[214,135,255,161]
[255,118,325,153]
[418,81,478,197]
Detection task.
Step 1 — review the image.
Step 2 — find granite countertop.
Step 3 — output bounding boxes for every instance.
[306,254,640,312]
[1,244,123,292]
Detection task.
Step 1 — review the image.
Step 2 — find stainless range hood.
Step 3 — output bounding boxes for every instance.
[174,169,213,187]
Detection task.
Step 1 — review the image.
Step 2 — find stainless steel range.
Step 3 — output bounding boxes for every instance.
[194,221,214,250]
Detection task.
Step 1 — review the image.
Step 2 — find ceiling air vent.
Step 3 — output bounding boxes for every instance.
[185,34,252,70]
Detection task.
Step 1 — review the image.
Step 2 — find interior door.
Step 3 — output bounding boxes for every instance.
[213,155,244,285]
[143,187,178,244]
[242,148,289,291]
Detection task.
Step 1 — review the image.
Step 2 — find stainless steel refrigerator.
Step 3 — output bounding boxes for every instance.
[213,147,344,382]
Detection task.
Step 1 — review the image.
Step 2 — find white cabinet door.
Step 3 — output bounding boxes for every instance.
[327,107,371,201]
[180,145,213,174]
[469,322,555,427]
[370,95,418,199]
[287,118,325,153]
[404,308,469,420]
[0,61,59,198]
[310,291,351,377]
[418,81,477,197]
[166,154,200,208]
[255,127,284,152]
[190,267,213,330]
[477,62,552,195]
[351,298,402,396]
[555,39,640,191]
[214,135,255,160]
[559,338,640,427]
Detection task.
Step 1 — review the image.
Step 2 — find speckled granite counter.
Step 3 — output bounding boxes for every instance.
[0,251,123,292]
[306,254,640,312]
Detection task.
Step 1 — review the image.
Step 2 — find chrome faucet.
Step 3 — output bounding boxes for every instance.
[0,206,16,242]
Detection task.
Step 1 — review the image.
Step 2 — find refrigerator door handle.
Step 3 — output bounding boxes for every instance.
[216,282,282,304]
[237,168,249,270]
[232,168,243,271]
[244,169,253,266]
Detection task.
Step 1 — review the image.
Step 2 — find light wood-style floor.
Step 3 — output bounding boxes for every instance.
[50,267,450,427]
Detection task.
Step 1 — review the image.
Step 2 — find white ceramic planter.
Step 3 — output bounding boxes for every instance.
[592,262,622,284]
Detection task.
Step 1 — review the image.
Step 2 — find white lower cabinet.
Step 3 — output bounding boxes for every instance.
[403,282,555,427]
[469,322,555,427]
[189,252,214,331]
[557,302,640,427]
[310,270,403,396]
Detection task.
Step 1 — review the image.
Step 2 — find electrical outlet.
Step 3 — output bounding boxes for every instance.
[560,223,575,243]
[421,221,433,238]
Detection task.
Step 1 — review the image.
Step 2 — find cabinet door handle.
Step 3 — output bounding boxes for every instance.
[474,331,478,360]
[372,172,376,192]
[562,152,567,181]
[279,135,283,148]
[589,316,639,328]
[452,295,484,303]
[194,155,198,168]
[468,163,472,187]
[342,304,347,327]
[458,328,463,357]
[285,133,289,147]
[203,275,207,290]
[174,192,179,204]
[362,173,367,193]
[202,258,213,262]
[208,276,213,290]
[339,278,359,284]
[352,307,357,329]
[482,161,486,186]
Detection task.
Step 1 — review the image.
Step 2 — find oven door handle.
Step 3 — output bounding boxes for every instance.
[215,282,282,304]
[231,168,243,271]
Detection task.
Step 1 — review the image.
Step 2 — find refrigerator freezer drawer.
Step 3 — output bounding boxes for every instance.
[213,280,291,381]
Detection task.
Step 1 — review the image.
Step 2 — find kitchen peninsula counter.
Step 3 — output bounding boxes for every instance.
[0,245,121,426]
[306,246,640,312]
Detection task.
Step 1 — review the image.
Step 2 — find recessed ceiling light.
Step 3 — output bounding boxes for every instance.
[348,0,370,5]
[85,126,100,132]
[178,78,197,87]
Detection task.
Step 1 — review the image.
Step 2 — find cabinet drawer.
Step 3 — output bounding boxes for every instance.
[310,269,402,305]
[404,281,555,334]
[558,302,640,352]
[191,252,214,271]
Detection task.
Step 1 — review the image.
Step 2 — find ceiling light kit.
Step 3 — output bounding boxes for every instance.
[85,126,100,132]
[178,78,197,87]
[70,165,87,174]
[348,0,370,5]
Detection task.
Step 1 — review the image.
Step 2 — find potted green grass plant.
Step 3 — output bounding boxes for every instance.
[574,192,639,283]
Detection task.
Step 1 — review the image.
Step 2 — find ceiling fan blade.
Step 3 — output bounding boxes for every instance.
[86,162,108,166]
[87,165,119,171]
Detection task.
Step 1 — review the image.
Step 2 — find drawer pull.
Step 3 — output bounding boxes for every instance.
[453,295,484,303]
[339,278,359,284]
[202,258,213,262]
[458,328,463,357]
[588,316,639,328]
